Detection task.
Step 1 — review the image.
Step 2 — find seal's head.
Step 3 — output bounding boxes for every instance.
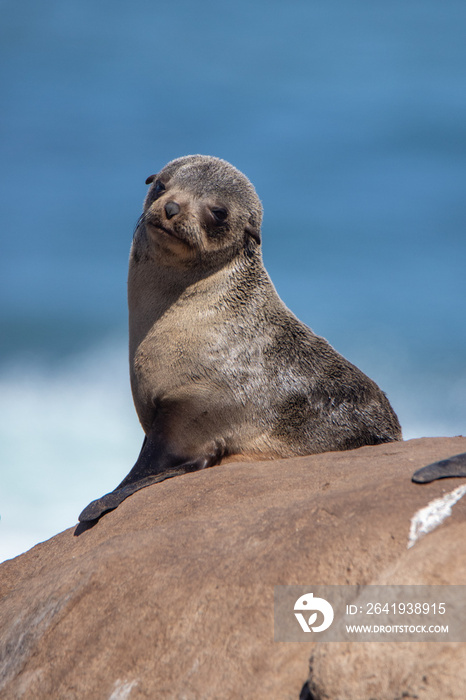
[140,155,262,268]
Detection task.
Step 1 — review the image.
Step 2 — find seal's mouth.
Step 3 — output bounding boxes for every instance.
[145,217,185,242]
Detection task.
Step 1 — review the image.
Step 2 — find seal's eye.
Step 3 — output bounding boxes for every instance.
[211,207,228,223]
[154,180,166,196]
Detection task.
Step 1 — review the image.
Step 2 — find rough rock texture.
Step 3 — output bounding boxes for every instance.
[306,520,466,700]
[1,437,466,700]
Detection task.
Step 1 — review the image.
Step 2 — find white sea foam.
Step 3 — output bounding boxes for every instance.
[0,341,142,563]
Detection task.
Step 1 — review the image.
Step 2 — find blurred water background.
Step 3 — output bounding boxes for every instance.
[1,0,465,562]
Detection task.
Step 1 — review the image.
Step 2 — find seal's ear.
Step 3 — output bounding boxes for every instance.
[145,174,156,185]
[245,223,261,245]
[244,224,261,257]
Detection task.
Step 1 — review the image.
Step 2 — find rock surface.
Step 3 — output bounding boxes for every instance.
[1,436,466,700]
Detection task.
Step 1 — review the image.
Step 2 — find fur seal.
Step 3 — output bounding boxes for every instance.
[79,155,401,523]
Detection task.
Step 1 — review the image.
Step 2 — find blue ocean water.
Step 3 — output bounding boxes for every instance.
[1,0,465,562]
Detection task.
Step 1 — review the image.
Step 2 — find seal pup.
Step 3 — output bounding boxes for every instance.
[79,155,401,523]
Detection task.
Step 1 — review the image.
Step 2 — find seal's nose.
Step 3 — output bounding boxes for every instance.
[164,201,180,219]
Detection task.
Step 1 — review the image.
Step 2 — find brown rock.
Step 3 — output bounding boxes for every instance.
[306,520,466,700]
[1,437,466,700]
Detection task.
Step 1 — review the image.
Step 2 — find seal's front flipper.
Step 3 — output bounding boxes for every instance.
[412,452,466,484]
[78,435,173,523]
[78,437,224,523]
[78,469,188,522]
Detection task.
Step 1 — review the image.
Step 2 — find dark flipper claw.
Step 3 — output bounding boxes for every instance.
[412,452,466,484]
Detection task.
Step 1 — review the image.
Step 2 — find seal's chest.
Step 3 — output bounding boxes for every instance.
[134,311,209,380]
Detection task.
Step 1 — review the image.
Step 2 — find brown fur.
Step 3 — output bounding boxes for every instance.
[78,155,401,523]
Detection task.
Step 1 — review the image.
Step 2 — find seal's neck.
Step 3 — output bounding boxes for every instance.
[128,247,262,351]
